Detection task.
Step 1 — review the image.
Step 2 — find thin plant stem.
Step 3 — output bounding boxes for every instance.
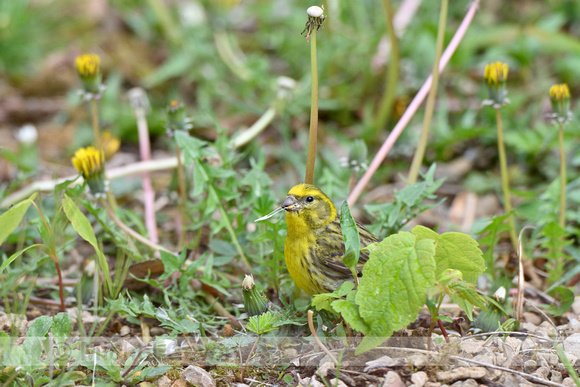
[239,335,261,382]
[30,200,65,312]
[3,108,286,208]
[407,0,448,184]
[230,106,277,148]
[175,145,187,247]
[558,123,566,228]
[133,101,159,244]
[100,198,173,254]
[348,0,480,206]
[90,99,101,147]
[495,108,518,248]
[308,310,338,365]
[305,28,319,185]
[374,0,400,134]
[208,185,251,272]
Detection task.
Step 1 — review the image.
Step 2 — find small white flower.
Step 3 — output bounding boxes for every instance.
[15,124,38,145]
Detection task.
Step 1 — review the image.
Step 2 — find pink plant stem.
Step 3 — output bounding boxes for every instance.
[137,116,158,244]
[130,88,159,244]
[348,0,480,206]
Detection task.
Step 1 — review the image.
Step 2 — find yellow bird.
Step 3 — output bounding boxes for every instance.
[281,184,379,295]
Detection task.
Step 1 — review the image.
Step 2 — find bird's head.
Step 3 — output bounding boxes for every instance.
[282,184,337,230]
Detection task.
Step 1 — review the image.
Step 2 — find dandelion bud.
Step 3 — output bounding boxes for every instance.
[242,275,268,317]
[483,62,509,108]
[549,83,571,124]
[75,54,103,96]
[72,146,108,197]
[165,100,192,135]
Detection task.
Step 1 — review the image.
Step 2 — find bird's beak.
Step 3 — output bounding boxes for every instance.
[282,195,300,212]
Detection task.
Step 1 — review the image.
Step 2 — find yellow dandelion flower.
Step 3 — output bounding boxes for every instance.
[483,62,509,108]
[549,83,572,124]
[75,54,103,96]
[72,147,107,196]
[484,62,508,86]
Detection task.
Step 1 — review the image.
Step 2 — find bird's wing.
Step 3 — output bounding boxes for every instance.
[318,219,380,276]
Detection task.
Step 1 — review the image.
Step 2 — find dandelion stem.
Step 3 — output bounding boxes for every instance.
[407,0,448,184]
[558,123,566,229]
[90,99,101,147]
[100,198,173,254]
[176,145,188,247]
[348,0,480,206]
[374,0,399,134]
[132,94,159,244]
[495,108,518,248]
[305,28,319,185]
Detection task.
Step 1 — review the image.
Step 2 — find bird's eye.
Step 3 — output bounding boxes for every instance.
[306,196,314,203]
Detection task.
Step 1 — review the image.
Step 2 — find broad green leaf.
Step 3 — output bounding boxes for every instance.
[312,281,354,313]
[413,226,486,284]
[62,195,112,294]
[27,316,52,338]
[0,193,36,246]
[52,312,72,338]
[340,201,360,273]
[355,232,436,354]
[25,316,53,362]
[332,292,369,335]
[0,244,42,275]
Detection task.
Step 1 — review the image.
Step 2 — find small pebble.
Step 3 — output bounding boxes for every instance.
[537,352,559,367]
[383,371,405,387]
[437,367,486,383]
[120,325,130,336]
[564,333,580,357]
[181,365,216,387]
[551,370,562,383]
[411,371,428,387]
[155,376,172,387]
[532,366,550,380]
[522,311,542,325]
[523,359,537,373]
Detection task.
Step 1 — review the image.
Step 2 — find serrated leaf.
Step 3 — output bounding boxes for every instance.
[246,311,279,335]
[175,131,207,160]
[312,281,354,313]
[159,249,185,280]
[332,296,369,335]
[340,201,360,272]
[0,193,36,247]
[355,232,436,354]
[413,226,486,284]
